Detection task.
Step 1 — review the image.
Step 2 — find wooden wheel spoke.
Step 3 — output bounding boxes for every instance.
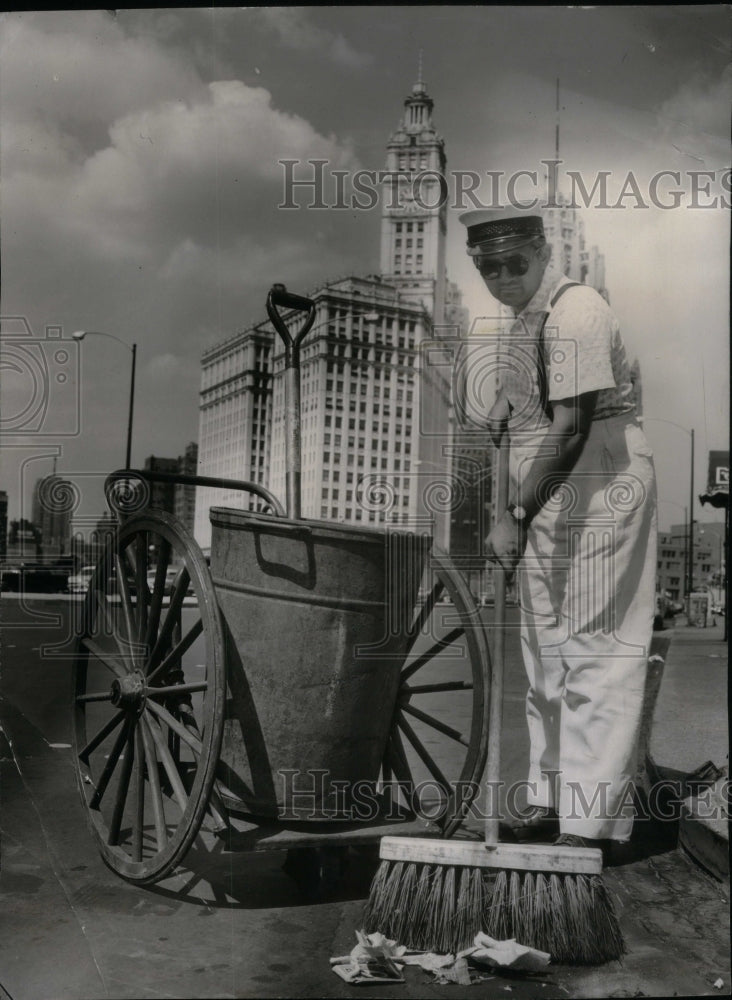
[76,690,114,704]
[399,701,470,748]
[401,680,473,695]
[396,712,450,791]
[144,712,189,815]
[382,729,415,811]
[90,591,128,662]
[147,681,207,698]
[73,511,225,883]
[134,532,150,643]
[400,626,464,683]
[145,539,171,648]
[80,637,127,679]
[146,700,203,755]
[114,553,138,661]
[147,570,191,674]
[108,724,136,846]
[90,716,132,809]
[147,619,203,685]
[79,709,125,763]
[133,725,145,862]
[406,577,444,648]
[140,716,167,850]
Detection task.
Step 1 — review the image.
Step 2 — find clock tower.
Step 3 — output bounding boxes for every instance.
[379,73,447,325]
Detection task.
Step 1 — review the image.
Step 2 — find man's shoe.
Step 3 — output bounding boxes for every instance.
[554,833,613,861]
[554,833,593,849]
[505,806,559,843]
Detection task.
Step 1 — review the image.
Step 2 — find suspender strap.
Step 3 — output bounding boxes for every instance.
[549,280,583,310]
[538,281,583,412]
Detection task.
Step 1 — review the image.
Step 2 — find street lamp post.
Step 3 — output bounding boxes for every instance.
[72,331,137,469]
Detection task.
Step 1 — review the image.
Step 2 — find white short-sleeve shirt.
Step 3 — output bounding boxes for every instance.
[510,275,636,422]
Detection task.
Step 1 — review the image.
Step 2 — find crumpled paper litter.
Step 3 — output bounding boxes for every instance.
[331,930,550,985]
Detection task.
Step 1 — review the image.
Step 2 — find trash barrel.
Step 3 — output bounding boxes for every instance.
[209,508,432,820]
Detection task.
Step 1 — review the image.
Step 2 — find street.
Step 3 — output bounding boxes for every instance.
[0,596,729,999]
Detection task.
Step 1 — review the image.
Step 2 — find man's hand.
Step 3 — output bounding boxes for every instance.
[485,509,528,574]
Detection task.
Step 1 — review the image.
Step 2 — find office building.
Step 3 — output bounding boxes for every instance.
[195,75,463,552]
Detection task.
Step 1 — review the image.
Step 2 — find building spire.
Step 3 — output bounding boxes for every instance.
[417,48,424,88]
[555,77,560,163]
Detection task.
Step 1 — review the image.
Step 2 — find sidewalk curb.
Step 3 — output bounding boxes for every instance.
[645,751,729,883]
[679,774,729,882]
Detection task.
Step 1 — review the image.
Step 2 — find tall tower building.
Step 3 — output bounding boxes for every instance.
[541,193,608,299]
[194,76,461,552]
[379,74,447,324]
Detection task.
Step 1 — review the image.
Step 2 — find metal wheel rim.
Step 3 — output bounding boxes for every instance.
[72,510,225,883]
[383,548,491,837]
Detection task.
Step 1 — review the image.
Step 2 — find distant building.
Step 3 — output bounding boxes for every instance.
[194,75,462,552]
[541,192,608,298]
[174,442,198,536]
[656,521,722,601]
[31,474,73,556]
[91,510,116,554]
[143,454,179,514]
[6,518,42,561]
[0,491,7,561]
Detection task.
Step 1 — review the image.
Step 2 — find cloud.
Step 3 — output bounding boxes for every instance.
[656,64,732,169]
[256,8,372,69]
[4,78,358,265]
[0,11,202,140]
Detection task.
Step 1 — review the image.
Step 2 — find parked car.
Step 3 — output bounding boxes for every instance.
[146,566,181,596]
[67,565,95,594]
[1,562,70,594]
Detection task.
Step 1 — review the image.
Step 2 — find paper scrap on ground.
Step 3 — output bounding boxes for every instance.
[333,930,550,985]
[330,931,405,984]
[460,932,551,973]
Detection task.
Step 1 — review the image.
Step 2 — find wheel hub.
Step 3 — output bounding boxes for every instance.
[110,670,146,711]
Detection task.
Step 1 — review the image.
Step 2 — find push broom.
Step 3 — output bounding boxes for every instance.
[363,439,625,965]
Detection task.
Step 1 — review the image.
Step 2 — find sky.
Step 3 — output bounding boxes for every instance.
[0,6,729,537]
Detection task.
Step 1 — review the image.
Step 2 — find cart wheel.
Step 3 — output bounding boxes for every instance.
[72,510,225,884]
[382,549,490,837]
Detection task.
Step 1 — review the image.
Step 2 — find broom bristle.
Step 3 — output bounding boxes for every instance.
[455,866,484,951]
[423,865,446,952]
[410,863,433,950]
[363,858,625,966]
[390,862,418,946]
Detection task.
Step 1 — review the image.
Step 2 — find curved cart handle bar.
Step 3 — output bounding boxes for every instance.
[104,468,286,519]
[266,283,316,367]
[265,283,315,519]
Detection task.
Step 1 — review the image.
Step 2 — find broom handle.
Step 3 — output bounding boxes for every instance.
[485,436,510,847]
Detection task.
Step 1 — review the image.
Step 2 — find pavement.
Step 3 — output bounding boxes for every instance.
[0,596,729,999]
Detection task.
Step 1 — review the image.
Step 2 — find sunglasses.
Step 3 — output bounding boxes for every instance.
[476,251,533,280]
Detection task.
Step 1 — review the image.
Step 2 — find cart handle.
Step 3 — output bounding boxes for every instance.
[266,283,316,362]
[265,284,316,519]
[104,469,286,519]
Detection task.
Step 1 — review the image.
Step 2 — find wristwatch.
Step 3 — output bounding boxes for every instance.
[508,503,529,524]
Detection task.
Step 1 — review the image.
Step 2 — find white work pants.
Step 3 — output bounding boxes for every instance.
[512,413,657,840]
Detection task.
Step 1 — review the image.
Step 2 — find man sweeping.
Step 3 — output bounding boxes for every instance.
[461,205,658,854]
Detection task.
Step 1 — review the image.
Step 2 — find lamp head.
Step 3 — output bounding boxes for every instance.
[71,330,87,341]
